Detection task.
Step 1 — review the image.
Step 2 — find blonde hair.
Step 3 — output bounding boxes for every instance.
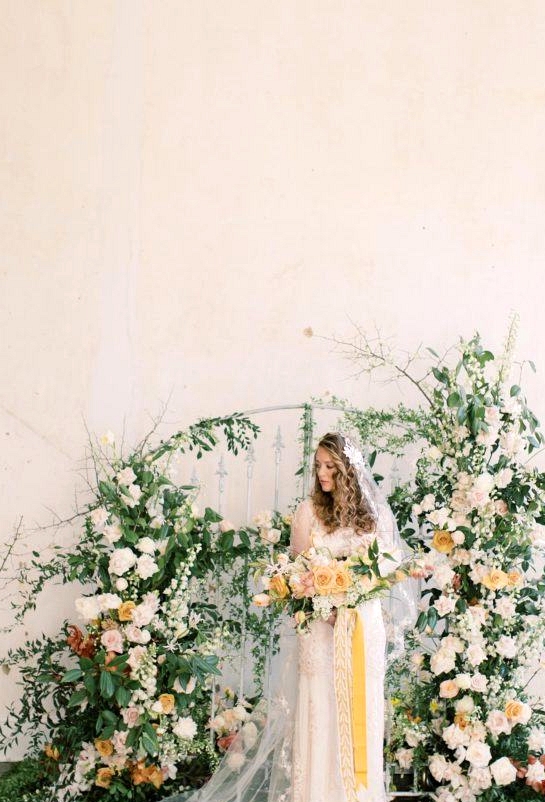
[310,432,377,534]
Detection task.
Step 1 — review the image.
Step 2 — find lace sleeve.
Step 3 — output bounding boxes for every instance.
[290,499,313,556]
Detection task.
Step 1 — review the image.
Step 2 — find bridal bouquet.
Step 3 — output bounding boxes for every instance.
[252,539,424,634]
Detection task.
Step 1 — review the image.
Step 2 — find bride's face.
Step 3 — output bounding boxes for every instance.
[315,446,337,493]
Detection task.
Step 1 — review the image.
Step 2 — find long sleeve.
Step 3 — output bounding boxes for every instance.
[290,498,313,556]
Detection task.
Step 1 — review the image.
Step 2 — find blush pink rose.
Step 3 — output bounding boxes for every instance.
[291,571,316,599]
[100,628,124,653]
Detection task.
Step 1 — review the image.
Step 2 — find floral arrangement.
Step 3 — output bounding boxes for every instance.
[0,415,285,802]
[251,535,419,634]
[385,330,545,800]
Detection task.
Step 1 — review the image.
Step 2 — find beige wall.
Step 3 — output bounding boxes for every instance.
[2,1,545,753]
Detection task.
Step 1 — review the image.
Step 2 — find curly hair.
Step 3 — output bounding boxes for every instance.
[310,431,377,535]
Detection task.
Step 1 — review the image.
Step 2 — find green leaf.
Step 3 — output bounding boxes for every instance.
[61,668,83,683]
[99,670,116,699]
[115,685,132,707]
[447,392,461,407]
[67,688,88,708]
[510,384,521,397]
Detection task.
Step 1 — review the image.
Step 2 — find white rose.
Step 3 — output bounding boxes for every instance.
[434,595,457,616]
[455,696,475,715]
[173,716,197,740]
[443,635,465,653]
[429,753,450,781]
[527,761,545,784]
[466,644,486,666]
[131,603,155,627]
[103,523,123,544]
[451,530,465,545]
[136,537,156,554]
[486,710,511,736]
[490,756,517,785]
[90,507,109,531]
[496,635,517,659]
[455,673,472,690]
[470,673,488,693]
[421,493,436,511]
[116,467,137,485]
[499,429,524,459]
[468,766,492,791]
[115,578,128,591]
[442,723,470,749]
[466,741,492,768]
[98,593,122,611]
[109,548,137,576]
[75,595,101,621]
[431,648,456,676]
[494,597,516,619]
[136,554,159,580]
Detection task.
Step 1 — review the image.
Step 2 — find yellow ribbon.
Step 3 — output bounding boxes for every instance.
[351,610,367,789]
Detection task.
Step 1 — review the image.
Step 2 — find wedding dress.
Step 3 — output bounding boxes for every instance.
[161,495,407,802]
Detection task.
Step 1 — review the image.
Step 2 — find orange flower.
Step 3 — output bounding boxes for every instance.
[95,767,115,788]
[431,530,455,553]
[94,738,114,757]
[44,743,60,761]
[481,569,509,591]
[507,570,523,588]
[312,564,337,595]
[158,693,175,714]
[66,625,96,658]
[131,761,148,786]
[269,575,289,599]
[454,713,469,729]
[505,699,524,720]
[333,566,352,593]
[144,765,164,789]
[118,601,136,621]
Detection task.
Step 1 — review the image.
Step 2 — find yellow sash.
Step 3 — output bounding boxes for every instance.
[334,608,368,801]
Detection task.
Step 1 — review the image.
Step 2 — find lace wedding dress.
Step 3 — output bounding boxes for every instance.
[161,497,399,802]
[290,497,390,802]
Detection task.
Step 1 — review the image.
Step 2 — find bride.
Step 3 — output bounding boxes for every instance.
[161,431,415,802]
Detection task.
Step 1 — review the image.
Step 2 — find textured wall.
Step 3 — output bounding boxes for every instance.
[1,1,545,751]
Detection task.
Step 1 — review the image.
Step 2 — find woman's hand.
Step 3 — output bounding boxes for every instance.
[326,609,337,627]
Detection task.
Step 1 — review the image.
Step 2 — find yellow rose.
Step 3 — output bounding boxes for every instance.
[431,530,455,553]
[481,568,509,591]
[158,693,175,714]
[118,601,136,621]
[269,575,289,599]
[333,566,352,593]
[505,699,524,720]
[95,767,115,788]
[312,564,337,595]
[94,738,114,757]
